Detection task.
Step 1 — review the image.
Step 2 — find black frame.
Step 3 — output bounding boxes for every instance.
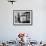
[13,10,33,26]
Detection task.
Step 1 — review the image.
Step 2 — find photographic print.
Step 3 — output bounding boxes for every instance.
[13,10,32,25]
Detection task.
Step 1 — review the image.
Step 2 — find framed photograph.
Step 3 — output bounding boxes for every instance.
[13,10,32,25]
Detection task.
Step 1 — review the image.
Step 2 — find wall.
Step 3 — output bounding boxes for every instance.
[0,0,46,42]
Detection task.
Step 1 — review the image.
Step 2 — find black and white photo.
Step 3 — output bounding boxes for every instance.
[13,10,32,25]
